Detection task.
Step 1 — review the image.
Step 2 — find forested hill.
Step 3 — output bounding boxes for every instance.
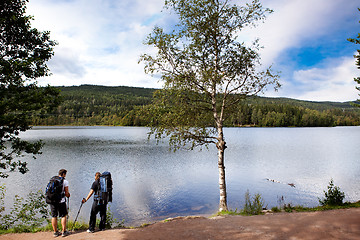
[59,84,155,98]
[31,85,360,127]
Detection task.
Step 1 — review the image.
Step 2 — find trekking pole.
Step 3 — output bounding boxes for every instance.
[67,197,70,226]
[71,200,84,231]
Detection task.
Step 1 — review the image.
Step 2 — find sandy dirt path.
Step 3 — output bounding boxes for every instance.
[1,208,359,240]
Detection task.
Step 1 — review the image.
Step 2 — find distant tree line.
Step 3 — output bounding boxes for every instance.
[226,102,359,127]
[30,85,360,127]
[31,85,154,126]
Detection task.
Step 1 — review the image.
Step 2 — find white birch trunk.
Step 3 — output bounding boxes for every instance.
[217,126,228,212]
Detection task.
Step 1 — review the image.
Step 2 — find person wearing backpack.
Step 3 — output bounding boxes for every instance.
[46,169,71,237]
[82,171,112,233]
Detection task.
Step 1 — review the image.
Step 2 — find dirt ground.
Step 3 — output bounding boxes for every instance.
[1,208,359,240]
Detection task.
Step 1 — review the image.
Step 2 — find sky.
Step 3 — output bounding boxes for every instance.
[26,0,360,102]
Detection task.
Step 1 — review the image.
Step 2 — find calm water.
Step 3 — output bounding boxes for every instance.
[2,126,360,226]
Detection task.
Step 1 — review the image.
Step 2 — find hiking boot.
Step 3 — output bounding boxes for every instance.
[87,229,94,233]
[53,231,62,237]
[62,231,70,237]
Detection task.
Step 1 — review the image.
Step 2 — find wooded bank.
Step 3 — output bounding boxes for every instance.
[30,85,360,127]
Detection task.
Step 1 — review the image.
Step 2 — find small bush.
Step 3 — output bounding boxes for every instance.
[319,179,345,206]
[283,203,294,213]
[242,190,265,215]
[271,206,281,212]
[0,185,5,216]
[96,206,125,229]
[105,206,125,228]
[0,187,49,231]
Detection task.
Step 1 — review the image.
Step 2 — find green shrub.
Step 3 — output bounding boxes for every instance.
[96,206,125,229]
[283,203,294,212]
[0,186,49,231]
[242,190,265,215]
[0,185,5,216]
[319,179,345,206]
[271,206,281,212]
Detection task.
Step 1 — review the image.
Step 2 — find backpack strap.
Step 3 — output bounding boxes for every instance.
[93,179,101,202]
[59,177,65,198]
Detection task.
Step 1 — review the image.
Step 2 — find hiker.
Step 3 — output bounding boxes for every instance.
[82,171,112,233]
[46,169,70,237]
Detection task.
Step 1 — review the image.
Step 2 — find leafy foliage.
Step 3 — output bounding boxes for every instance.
[242,190,265,215]
[0,0,60,178]
[319,179,345,206]
[0,186,49,230]
[140,0,280,211]
[140,0,279,145]
[95,205,125,229]
[143,89,217,150]
[0,185,5,216]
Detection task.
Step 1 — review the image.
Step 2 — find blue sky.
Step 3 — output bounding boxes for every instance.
[26,0,360,102]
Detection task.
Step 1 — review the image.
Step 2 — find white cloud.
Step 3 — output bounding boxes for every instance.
[48,47,87,78]
[27,0,360,101]
[243,0,358,66]
[27,0,166,88]
[245,0,360,101]
[283,56,358,102]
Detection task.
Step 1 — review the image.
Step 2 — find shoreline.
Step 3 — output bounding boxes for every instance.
[1,208,359,239]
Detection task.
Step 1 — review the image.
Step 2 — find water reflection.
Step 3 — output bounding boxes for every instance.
[1,126,360,226]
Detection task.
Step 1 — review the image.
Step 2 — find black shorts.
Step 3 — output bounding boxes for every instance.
[50,202,68,218]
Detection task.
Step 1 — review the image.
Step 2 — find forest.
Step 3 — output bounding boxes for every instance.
[30,85,360,127]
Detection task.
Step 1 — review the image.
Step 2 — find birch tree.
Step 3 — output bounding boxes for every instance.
[140,0,280,211]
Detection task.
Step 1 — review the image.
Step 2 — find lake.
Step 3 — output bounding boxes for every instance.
[2,126,360,226]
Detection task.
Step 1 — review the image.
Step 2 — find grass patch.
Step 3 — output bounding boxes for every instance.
[140,223,151,227]
[0,225,44,234]
[215,191,266,217]
[216,201,360,218]
[283,201,360,212]
[0,219,90,235]
[216,209,245,216]
[271,206,281,213]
